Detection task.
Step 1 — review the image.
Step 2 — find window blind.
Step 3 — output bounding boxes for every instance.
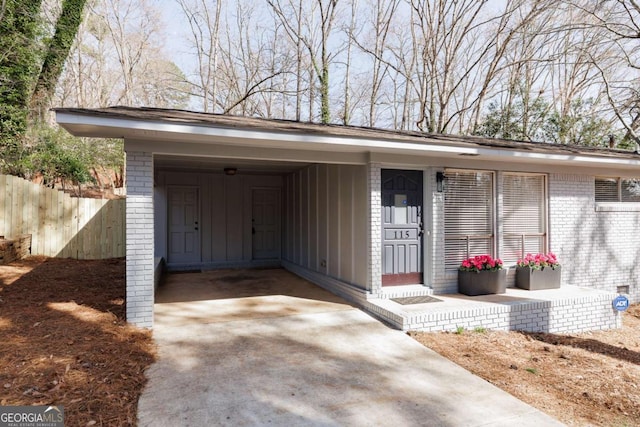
[595,177,619,202]
[444,170,494,269]
[502,174,546,264]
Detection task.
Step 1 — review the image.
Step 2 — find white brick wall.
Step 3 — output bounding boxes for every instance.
[125,151,154,328]
[368,290,621,333]
[549,173,640,303]
[368,163,382,295]
[430,169,451,293]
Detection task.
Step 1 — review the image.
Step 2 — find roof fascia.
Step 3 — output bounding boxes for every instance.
[55,111,640,170]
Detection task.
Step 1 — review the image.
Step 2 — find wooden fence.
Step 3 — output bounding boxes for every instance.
[0,175,125,259]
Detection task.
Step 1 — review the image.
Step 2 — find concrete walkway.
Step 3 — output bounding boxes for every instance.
[138,269,564,426]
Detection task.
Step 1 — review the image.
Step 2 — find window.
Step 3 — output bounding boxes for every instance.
[502,174,546,264]
[595,178,618,202]
[444,170,548,270]
[444,170,494,269]
[622,179,640,202]
[595,177,640,202]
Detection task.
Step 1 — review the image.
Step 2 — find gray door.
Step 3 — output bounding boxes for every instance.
[382,169,423,286]
[168,186,201,264]
[252,189,281,260]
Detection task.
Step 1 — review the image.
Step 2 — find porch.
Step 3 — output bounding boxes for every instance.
[363,285,621,333]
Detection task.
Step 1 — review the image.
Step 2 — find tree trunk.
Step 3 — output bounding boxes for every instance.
[29,0,88,121]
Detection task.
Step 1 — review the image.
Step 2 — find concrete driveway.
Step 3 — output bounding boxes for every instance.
[138,268,563,426]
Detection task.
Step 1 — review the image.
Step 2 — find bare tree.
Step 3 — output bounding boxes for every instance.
[468,0,551,132]
[176,0,222,112]
[212,3,287,115]
[350,0,400,126]
[268,0,340,124]
[55,0,188,108]
[563,0,640,144]
[341,0,358,125]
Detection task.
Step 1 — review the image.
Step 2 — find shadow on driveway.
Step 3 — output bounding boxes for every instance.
[139,269,563,426]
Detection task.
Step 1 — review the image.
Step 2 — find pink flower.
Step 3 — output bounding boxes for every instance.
[459,254,503,272]
[516,252,560,270]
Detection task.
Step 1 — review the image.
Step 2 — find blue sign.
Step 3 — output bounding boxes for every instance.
[613,295,629,311]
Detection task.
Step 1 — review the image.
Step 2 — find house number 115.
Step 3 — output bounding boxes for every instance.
[395,230,411,239]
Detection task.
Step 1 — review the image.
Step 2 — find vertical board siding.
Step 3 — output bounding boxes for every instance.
[283,164,368,289]
[0,175,125,259]
[309,166,318,271]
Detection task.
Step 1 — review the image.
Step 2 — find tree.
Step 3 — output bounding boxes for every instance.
[176,0,223,112]
[29,0,88,121]
[0,0,43,173]
[562,0,640,146]
[351,0,400,126]
[23,125,96,192]
[475,94,615,147]
[268,0,340,124]
[55,0,189,108]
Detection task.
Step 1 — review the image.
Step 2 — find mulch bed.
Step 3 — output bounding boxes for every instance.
[410,304,640,426]
[0,257,156,426]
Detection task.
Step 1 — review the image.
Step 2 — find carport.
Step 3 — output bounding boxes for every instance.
[55,107,386,328]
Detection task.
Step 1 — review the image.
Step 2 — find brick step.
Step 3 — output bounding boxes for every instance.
[365,286,621,333]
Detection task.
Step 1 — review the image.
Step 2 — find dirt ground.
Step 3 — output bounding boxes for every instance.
[410,305,640,427]
[0,257,155,427]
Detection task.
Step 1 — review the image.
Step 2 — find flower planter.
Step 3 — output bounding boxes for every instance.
[515,266,561,290]
[458,269,507,296]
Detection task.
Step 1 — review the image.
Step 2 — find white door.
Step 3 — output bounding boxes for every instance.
[168,186,201,264]
[252,189,280,260]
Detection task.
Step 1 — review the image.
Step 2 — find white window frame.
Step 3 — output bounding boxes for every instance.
[444,169,496,270]
[444,169,549,271]
[500,172,548,265]
[595,176,640,212]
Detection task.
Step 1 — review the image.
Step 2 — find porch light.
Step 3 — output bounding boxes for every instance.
[436,172,446,192]
[224,167,238,176]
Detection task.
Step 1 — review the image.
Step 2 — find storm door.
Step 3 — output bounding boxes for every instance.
[167,186,201,264]
[381,170,424,286]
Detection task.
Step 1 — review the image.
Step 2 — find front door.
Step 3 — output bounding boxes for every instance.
[252,189,281,260]
[168,186,201,264]
[382,169,424,286]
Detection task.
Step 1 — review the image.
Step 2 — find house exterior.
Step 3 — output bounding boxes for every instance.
[55,107,640,330]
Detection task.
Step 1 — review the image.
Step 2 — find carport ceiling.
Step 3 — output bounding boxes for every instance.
[154,154,310,174]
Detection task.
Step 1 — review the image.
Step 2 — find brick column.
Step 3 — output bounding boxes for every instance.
[125,151,154,328]
[368,162,382,295]
[430,169,451,293]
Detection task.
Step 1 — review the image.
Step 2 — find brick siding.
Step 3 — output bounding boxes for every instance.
[125,151,154,328]
[368,163,382,295]
[549,173,639,303]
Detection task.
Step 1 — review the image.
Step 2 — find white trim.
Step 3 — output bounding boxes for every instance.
[56,111,640,170]
[595,203,640,212]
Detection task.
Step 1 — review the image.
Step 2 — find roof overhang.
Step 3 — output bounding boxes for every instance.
[54,108,640,172]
